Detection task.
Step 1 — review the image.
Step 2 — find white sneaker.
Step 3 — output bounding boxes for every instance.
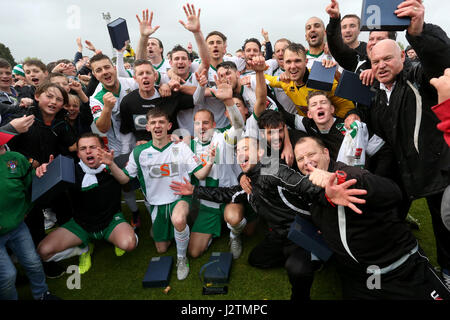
[176,257,189,280]
[43,209,57,230]
[229,236,242,259]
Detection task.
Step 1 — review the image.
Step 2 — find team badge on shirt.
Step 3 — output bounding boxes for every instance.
[7,160,18,173]
[91,105,102,114]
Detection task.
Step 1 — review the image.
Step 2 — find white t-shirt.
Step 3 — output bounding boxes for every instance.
[177,71,199,136]
[306,51,343,73]
[153,58,172,75]
[125,141,203,205]
[190,131,241,208]
[90,77,138,154]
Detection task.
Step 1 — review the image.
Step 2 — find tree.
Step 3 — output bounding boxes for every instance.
[0,43,16,66]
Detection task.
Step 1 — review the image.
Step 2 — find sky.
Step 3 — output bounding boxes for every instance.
[1,0,448,64]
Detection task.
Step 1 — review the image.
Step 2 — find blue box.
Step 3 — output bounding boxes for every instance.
[143,256,173,288]
[306,61,337,92]
[287,215,333,262]
[360,0,411,31]
[107,18,130,50]
[335,70,375,106]
[202,252,232,285]
[31,155,75,202]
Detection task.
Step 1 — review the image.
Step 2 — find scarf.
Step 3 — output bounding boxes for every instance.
[78,160,106,191]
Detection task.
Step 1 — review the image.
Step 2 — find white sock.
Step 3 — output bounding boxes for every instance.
[45,246,88,262]
[174,225,190,259]
[227,218,247,239]
[123,190,138,212]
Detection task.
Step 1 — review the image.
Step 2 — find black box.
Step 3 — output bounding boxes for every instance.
[31,155,75,202]
[107,18,130,50]
[360,0,410,31]
[202,252,232,285]
[143,256,173,288]
[287,215,333,262]
[335,70,375,105]
[306,61,336,92]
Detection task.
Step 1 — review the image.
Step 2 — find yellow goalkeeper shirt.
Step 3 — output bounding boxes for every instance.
[264,72,354,118]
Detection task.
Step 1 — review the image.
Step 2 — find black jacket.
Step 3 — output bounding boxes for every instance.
[311,161,417,273]
[351,23,450,199]
[326,16,371,74]
[193,160,323,237]
[8,106,76,164]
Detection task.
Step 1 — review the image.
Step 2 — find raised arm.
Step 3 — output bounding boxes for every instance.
[136,9,160,60]
[115,43,132,78]
[97,148,130,185]
[261,28,273,60]
[179,3,210,74]
[325,0,361,72]
[210,75,245,130]
[249,56,268,119]
[400,1,450,81]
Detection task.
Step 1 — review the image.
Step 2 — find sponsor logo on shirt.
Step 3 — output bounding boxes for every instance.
[148,163,180,178]
[133,114,148,130]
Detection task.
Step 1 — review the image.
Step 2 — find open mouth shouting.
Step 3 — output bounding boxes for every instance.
[317,110,326,120]
[31,77,40,86]
[309,32,318,43]
[103,74,113,84]
[377,69,390,80]
[86,155,96,166]
[153,128,163,137]
[239,154,250,171]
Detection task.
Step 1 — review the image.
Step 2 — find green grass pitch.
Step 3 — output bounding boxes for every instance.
[15,198,436,300]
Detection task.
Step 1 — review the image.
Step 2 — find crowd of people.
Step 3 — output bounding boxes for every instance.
[1,0,450,301]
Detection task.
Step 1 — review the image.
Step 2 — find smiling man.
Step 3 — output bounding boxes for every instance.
[340,14,366,57]
[344,0,450,285]
[119,59,195,145]
[100,108,214,281]
[294,136,450,300]
[305,17,336,69]
[264,43,354,118]
[171,134,367,301]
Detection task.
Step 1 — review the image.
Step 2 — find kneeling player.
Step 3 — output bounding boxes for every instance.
[98,108,215,280]
[36,133,137,274]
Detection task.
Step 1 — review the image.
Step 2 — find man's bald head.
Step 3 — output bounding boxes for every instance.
[305,16,325,29]
[305,17,326,48]
[370,39,405,87]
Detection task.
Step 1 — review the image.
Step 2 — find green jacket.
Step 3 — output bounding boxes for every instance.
[0,151,33,236]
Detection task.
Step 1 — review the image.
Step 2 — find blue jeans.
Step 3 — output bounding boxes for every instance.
[0,221,48,300]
